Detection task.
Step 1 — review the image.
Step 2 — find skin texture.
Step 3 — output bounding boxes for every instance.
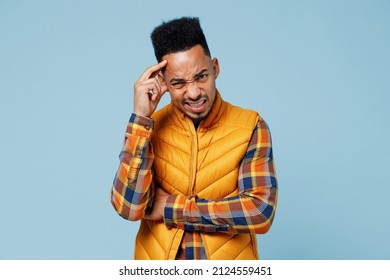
[160,45,220,125]
[133,44,220,220]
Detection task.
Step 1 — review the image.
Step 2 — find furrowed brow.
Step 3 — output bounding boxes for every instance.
[169,69,209,84]
[169,77,186,84]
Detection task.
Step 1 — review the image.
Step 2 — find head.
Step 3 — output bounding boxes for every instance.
[151,17,219,124]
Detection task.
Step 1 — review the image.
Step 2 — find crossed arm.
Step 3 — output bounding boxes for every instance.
[110,114,278,234]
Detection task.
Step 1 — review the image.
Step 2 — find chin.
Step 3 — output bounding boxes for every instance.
[186,110,210,124]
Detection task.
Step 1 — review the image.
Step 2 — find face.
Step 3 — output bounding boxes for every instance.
[159,45,220,124]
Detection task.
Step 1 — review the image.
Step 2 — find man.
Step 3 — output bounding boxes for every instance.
[111,17,278,260]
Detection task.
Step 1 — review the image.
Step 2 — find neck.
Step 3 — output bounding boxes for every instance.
[193,120,200,130]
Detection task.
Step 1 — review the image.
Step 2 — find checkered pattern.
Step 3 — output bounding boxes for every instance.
[111,114,278,260]
[164,119,278,259]
[111,114,155,221]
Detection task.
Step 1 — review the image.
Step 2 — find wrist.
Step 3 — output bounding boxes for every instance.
[130,113,153,127]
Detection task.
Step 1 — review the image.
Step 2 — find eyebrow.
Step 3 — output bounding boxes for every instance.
[169,69,209,84]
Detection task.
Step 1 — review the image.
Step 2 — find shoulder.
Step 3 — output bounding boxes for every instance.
[222,100,261,129]
[150,104,175,129]
[151,104,171,120]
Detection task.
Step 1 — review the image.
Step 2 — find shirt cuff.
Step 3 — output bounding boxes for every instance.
[164,194,187,229]
[126,113,154,137]
[122,113,153,158]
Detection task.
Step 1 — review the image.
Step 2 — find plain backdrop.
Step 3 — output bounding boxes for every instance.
[1,0,389,260]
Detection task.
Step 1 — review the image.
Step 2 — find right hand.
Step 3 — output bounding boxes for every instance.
[133,60,168,118]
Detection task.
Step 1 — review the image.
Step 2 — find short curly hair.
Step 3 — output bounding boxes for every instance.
[150,17,211,62]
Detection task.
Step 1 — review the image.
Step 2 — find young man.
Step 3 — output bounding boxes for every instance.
[111,17,278,260]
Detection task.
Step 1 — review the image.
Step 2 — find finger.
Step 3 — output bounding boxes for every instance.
[142,79,165,102]
[150,87,167,102]
[147,78,163,96]
[140,82,165,104]
[149,83,166,102]
[135,77,162,95]
[139,60,167,81]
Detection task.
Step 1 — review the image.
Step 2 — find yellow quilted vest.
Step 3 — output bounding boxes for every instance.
[134,91,260,259]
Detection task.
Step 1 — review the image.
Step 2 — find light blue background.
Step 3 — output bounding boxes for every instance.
[1,0,389,260]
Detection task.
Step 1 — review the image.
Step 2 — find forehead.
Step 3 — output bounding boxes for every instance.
[163,45,211,78]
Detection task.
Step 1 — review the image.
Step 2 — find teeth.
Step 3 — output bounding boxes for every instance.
[188,101,204,108]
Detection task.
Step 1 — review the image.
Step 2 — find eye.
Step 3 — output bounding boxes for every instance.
[171,81,186,89]
[197,73,208,82]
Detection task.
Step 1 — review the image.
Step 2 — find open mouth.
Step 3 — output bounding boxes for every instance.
[184,99,207,113]
[187,100,205,108]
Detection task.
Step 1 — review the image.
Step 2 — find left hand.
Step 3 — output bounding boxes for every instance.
[144,187,169,221]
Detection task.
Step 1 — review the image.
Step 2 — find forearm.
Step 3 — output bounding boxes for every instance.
[111,113,155,221]
[164,174,277,234]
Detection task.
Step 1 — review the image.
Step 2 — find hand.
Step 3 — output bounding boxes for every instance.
[133,60,168,117]
[144,187,169,221]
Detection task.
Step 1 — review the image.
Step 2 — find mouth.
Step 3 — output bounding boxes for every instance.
[184,99,207,113]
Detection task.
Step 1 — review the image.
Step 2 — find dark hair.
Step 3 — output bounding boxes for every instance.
[150,17,211,62]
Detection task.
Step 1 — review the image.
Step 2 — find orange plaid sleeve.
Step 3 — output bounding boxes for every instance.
[110,113,155,221]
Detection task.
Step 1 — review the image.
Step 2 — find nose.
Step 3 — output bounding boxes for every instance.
[185,81,201,100]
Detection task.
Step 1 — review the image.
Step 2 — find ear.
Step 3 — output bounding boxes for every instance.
[158,72,168,93]
[212,58,220,79]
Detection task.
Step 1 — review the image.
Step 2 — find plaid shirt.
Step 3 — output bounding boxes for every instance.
[111,113,278,259]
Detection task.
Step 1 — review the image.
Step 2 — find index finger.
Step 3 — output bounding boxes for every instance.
[139,60,167,81]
